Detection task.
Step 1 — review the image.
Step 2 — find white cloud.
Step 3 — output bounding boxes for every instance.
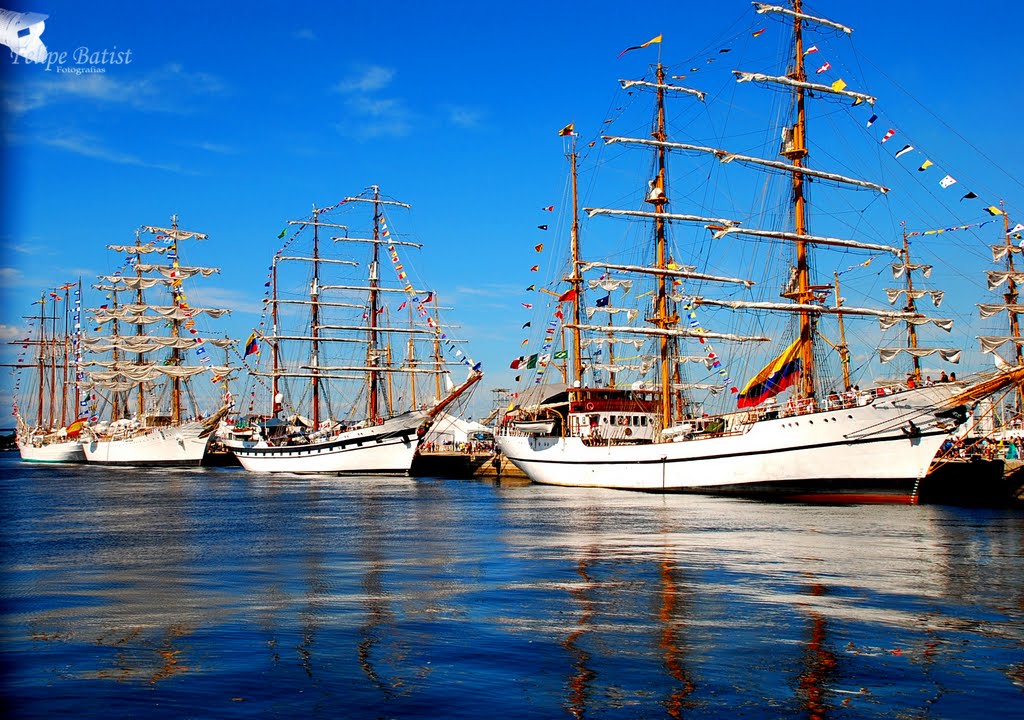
[334,65,395,94]
[5,63,226,115]
[0,324,25,340]
[445,105,484,129]
[38,132,199,174]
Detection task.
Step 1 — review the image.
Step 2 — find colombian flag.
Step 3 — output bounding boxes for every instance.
[736,339,802,408]
[243,332,260,358]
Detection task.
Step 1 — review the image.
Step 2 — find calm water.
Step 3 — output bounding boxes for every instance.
[1,457,1022,719]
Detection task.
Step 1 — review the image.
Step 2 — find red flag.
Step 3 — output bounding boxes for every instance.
[558,289,578,302]
[880,128,896,144]
[542,205,554,211]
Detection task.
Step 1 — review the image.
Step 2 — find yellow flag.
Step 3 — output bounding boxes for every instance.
[618,34,663,57]
[558,123,574,136]
[830,78,847,92]
[918,159,933,172]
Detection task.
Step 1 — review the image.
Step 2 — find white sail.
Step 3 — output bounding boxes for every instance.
[619,79,705,102]
[580,260,753,287]
[733,71,875,105]
[884,288,944,307]
[892,263,933,279]
[986,270,1024,290]
[978,303,1024,319]
[711,225,900,254]
[879,348,962,364]
[752,2,853,33]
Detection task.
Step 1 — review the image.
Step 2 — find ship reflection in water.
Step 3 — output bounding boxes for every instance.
[2,459,1022,718]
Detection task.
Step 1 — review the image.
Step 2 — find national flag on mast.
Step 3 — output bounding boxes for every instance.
[736,338,802,409]
[617,34,662,58]
[243,332,260,358]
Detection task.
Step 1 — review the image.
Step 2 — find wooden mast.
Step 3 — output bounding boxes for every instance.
[999,200,1023,410]
[785,0,816,401]
[310,206,322,427]
[271,256,281,416]
[133,229,146,421]
[833,272,851,390]
[169,215,183,425]
[73,278,82,421]
[650,60,674,424]
[367,187,382,423]
[568,133,584,386]
[60,283,70,427]
[48,288,57,429]
[901,228,922,380]
[35,291,45,429]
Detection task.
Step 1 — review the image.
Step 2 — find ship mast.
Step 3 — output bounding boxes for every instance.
[310,206,322,427]
[999,200,1023,410]
[567,134,584,385]
[271,256,281,417]
[784,0,816,400]
[133,229,146,421]
[169,215,183,425]
[48,290,57,429]
[35,291,45,429]
[649,61,674,423]
[900,228,922,381]
[368,188,382,423]
[832,272,851,390]
[60,283,70,427]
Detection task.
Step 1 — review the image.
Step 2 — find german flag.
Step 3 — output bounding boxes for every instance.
[736,339,802,408]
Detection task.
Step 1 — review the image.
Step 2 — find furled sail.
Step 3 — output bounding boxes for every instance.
[884,288,944,307]
[878,348,962,363]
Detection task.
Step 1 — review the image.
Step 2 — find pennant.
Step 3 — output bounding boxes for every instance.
[830,77,846,91]
[522,303,533,309]
[558,123,575,136]
[535,243,544,252]
[522,321,532,328]
[558,289,578,302]
[1011,223,1024,234]
[243,332,260,357]
[866,114,877,127]
[537,225,548,230]
[852,97,864,106]
[277,228,287,239]
[985,206,1005,216]
[526,284,535,291]
[815,61,831,74]
[960,191,978,201]
[520,339,529,346]
[894,144,914,159]
[736,339,802,409]
[752,28,765,37]
[803,45,818,55]
[617,34,662,58]
[543,205,554,211]
[530,265,539,272]
[938,175,957,189]
[918,159,933,172]
[880,129,896,144]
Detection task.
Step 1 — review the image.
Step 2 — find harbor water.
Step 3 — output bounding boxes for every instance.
[1,456,1022,718]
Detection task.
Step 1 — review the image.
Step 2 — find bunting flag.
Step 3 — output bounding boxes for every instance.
[523,321,531,328]
[939,175,957,189]
[736,339,802,409]
[595,295,610,307]
[510,357,523,369]
[522,303,533,309]
[803,45,818,55]
[815,61,831,74]
[397,300,407,311]
[830,78,847,92]
[534,243,544,252]
[558,123,575,136]
[537,225,548,231]
[526,284,535,291]
[880,128,896,143]
[894,144,914,159]
[277,228,287,239]
[752,28,766,37]
[543,205,554,211]
[866,114,877,127]
[961,191,978,201]
[918,159,933,172]
[617,34,662,58]
[530,265,539,272]
[558,288,578,302]
[985,206,1005,216]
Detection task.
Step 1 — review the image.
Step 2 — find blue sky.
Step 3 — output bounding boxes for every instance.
[3,0,1023,422]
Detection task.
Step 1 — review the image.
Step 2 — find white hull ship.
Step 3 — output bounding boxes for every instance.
[497,2,1024,500]
[13,282,87,464]
[230,186,481,475]
[79,216,234,467]
[227,411,426,474]
[81,421,212,466]
[19,438,86,464]
[500,385,966,497]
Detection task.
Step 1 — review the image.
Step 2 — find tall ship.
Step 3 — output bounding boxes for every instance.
[12,282,86,463]
[497,1,1024,499]
[79,217,233,465]
[227,185,482,474]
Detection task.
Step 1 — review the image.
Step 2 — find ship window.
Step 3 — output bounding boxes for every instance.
[640,416,647,426]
